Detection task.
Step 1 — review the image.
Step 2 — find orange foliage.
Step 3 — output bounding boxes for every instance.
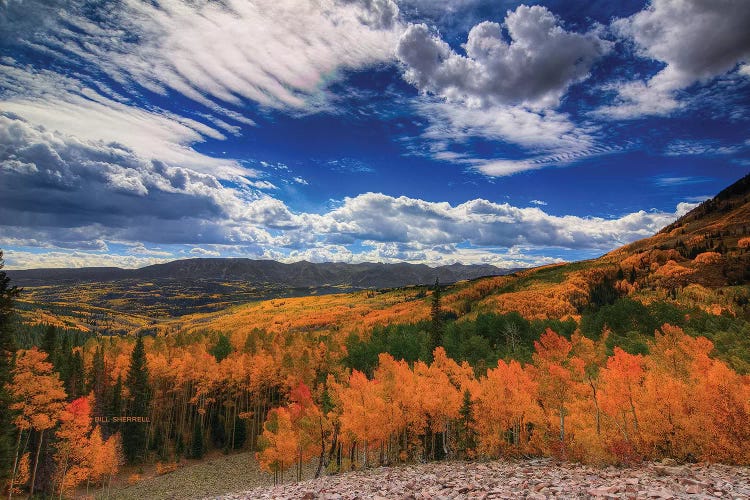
[155,461,178,475]
[693,251,723,264]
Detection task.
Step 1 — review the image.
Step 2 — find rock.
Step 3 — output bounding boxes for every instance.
[212,460,750,500]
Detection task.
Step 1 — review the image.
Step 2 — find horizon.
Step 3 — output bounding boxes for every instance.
[6,254,528,271]
[2,0,750,270]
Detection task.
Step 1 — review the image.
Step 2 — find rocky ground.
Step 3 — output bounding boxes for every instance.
[215,459,750,500]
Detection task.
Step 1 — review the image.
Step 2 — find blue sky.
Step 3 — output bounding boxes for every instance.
[1,0,749,269]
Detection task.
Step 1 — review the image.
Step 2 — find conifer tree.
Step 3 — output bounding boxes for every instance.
[429,278,444,353]
[191,418,204,459]
[0,250,19,482]
[457,389,477,458]
[123,334,150,463]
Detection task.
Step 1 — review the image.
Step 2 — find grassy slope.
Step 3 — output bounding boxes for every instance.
[102,451,316,500]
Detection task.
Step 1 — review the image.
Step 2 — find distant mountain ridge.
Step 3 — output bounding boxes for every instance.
[8,258,510,289]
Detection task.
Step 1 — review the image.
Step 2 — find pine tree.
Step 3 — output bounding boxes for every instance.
[429,278,444,353]
[232,414,247,450]
[41,324,58,362]
[123,334,150,464]
[0,250,20,482]
[191,418,204,459]
[209,333,233,362]
[457,389,477,458]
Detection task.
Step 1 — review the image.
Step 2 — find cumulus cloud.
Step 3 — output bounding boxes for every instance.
[0,114,279,249]
[0,113,690,266]
[395,6,612,175]
[190,247,221,257]
[397,5,610,109]
[600,0,750,118]
[4,250,173,270]
[323,192,691,250]
[0,63,248,180]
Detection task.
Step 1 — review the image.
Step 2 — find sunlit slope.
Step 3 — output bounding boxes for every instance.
[181,173,750,336]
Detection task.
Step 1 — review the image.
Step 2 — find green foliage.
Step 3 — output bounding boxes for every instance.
[191,418,204,459]
[210,333,233,362]
[343,323,430,376]
[457,389,476,458]
[123,334,151,464]
[582,277,622,313]
[0,250,19,481]
[232,415,247,450]
[429,278,444,352]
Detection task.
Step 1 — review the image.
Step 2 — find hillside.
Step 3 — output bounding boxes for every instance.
[8,260,510,326]
[8,258,506,288]
[6,175,750,500]
[177,173,750,340]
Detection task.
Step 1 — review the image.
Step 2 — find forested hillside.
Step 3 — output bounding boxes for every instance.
[1,174,750,498]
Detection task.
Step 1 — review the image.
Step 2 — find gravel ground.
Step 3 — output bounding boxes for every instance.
[214,459,750,500]
[104,451,316,500]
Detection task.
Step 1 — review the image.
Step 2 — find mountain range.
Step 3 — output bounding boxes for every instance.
[8,259,509,289]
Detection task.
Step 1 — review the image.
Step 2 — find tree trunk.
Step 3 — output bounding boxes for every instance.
[28,429,44,500]
[7,429,22,500]
[589,379,601,436]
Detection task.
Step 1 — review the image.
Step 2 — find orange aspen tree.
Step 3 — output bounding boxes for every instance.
[476,359,539,457]
[86,425,121,492]
[532,329,576,457]
[571,330,608,437]
[7,347,67,498]
[55,396,93,498]
[257,407,298,484]
[372,354,416,462]
[599,347,646,461]
[413,349,462,460]
[335,370,388,468]
[287,382,327,481]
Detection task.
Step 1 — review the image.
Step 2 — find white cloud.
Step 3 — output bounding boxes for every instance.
[322,192,690,250]
[664,140,744,157]
[397,6,610,109]
[0,63,249,181]
[600,0,750,118]
[652,176,709,187]
[530,200,547,206]
[395,6,612,175]
[4,250,173,270]
[190,247,221,257]
[41,0,402,115]
[248,181,279,190]
[412,99,620,176]
[127,243,173,257]
[293,177,309,185]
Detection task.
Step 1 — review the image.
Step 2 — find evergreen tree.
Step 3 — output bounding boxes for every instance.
[0,250,20,481]
[191,418,204,459]
[68,349,85,398]
[41,324,58,362]
[429,278,444,353]
[457,389,477,458]
[209,333,233,362]
[123,334,150,463]
[232,414,247,450]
